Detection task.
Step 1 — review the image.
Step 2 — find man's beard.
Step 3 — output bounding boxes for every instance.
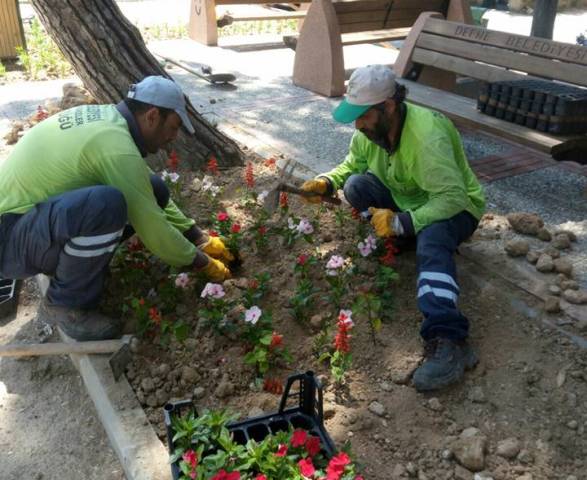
[361,111,393,154]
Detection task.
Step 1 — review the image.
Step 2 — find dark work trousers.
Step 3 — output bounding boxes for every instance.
[343,172,479,341]
[0,175,169,309]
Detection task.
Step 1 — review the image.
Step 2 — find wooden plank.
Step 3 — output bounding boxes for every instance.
[416,32,587,87]
[412,48,526,82]
[334,0,446,14]
[401,78,574,153]
[340,16,419,34]
[337,8,427,26]
[225,11,307,22]
[216,0,311,4]
[341,27,410,45]
[423,18,587,67]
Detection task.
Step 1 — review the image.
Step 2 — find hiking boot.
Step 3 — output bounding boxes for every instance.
[412,337,478,392]
[38,300,122,341]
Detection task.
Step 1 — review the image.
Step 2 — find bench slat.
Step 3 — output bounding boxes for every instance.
[336,8,432,26]
[416,32,587,87]
[340,15,420,34]
[216,0,310,4]
[222,11,306,22]
[412,48,527,82]
[423,18,587,68]
[341,27,410,45]
[402,79,573,153]
[334,0,446,14]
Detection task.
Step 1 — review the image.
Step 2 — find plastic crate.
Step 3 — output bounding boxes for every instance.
[163,370,336,480]
[0,277,19,318]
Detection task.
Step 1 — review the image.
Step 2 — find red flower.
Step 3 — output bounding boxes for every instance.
[148,307,161,325]
[270,332,283,349]
[350,208,360,220]
[298,458,315,477]
[257,225,267,236]
[217,212,229,222]
[138,298,145,306]
[279,192,288,209]
[326,452,351,480]
[244,161,255,188]
[230,223,241,234]
[355,476,365,480]
[207,155,219,175]
[305,436,321,457]
[334,315,352,353]
[127,236,144,252]
[291,429,308,448]
[264,157,276,168]
[167,150,179,171]
[255,476,267,480]
[275,444,288,457]
[211,470,240,480]
[379,238,399,266]
[35,105,49,122]
[209,230,219,237]
[297,254,309,266]
[248,279,259,290]
[263,377,283,395]
[182,449,198,468]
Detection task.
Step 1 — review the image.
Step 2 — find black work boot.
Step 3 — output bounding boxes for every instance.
[38,300,122,341]
[412,337,478,392]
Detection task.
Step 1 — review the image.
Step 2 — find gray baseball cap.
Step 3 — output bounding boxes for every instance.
[127,76,195,134]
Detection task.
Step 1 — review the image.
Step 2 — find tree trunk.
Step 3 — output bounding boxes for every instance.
[30,0,243,169]
[530,0,558,39]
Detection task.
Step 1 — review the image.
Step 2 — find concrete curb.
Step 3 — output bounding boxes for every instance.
[36,275,170,480]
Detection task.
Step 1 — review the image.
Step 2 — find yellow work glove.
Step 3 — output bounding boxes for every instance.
[300,178,329,204]
[368,207,396,238]
[200,257,232,282]
[199,235,234,264]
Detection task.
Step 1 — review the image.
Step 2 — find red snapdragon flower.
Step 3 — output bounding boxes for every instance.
[167,150,179,171]
[297,254,309,266]
[379,238,399,266]
[326,452,351,480]
[209,230,219,237]
[258,225,267,236]
[305,435,321,457]
[279,192,288,209]
[148,307,161,325]
[264,157,276,168]
[291,429,308,448]
[207,155,219,175]
[244,161,255,188]
[230,223,241,234]
[217,212,229,222]
[334,313,351,353]
[270,332,283,349]
[263,377,283,394]
[298,457,316,477]
[275,444,288,457]
[210,470,240,480]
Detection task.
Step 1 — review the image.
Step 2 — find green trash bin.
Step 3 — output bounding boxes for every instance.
[470,6,489,27]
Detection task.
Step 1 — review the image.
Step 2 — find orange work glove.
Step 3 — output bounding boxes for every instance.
[368,207,396,238]
[199,235,234,264]
[199,256,232,282]
[300,178,329,204]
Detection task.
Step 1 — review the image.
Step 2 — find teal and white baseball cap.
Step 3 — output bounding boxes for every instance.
[127,76,195,134]
[333,65,397,124]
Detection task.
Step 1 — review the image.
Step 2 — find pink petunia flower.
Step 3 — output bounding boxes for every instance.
[244,306,262,325]
[200,282,225,299]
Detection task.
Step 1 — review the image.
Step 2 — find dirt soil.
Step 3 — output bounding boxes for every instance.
[102,153,587,480]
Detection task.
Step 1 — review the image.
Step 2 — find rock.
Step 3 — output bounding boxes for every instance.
[392,464,406,479]
[563,289,587,305]
[516,475,533,480]
[542,247,560,259]
[157,363,171,377]
[454,465,473,480]
[536,254,554,273]
[544,296,560,313]
[406,462,418,476]
[390,369,413,385]
[155,388,167,406]
[567,420,578,430]
[141,378,155,393]
[380,381,394,392]
[507,213,543,236]
[193,386,205,399]
[526,251,540,264]
[428,397,443,411]
[130,337,140,353]
[537,228,552,241]
[496,437,521,459]
[468,386,487,403]
[146,394,158,408]
[561,279,579,290]
[554,230,577,242]
[517,449,534,464]
[310,314,324,329]
[368,401,386,417]
[190,177,202,191]
[215,374,234,398]
[248,407,264,418]
[461,427,481,439]
[474,473,494,480]
[505,240,529,257]
[181,366,199,383]
[548,285,561,296]
[453,435,487,472]
[553,258,573,277]
[576,319,587,332]
[552,234,571,250]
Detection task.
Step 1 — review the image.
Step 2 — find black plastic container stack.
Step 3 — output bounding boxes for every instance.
[0,277,19,319]
[477,79,587,135]
[164,370,336,480]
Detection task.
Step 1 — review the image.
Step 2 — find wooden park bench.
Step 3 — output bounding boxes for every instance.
[394,12,587,159]
[188,0,311,46]
[290,0,472,97]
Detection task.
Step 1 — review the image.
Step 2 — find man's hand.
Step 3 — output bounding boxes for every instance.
[199,257,232,281]
[368,207,396,238]
[199,235,234,264]
[300,178,329,204]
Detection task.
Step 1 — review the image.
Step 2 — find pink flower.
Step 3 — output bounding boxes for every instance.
[297,254,309,266]
[255,476,267,480]
[211,470,240,480]
[291,429,308,448]
[305,436,321,457]
[326,255,344,270]
[326,452,351,480]
[200,282,225,299]
[358,234,377,257]
[275,444,288,457]
[217,212,229,222]
[355,476,365,480]
[175,272,190,289]
[338,309,354,328]
[298,457,316,477]
[244,306,262,325]
[182,449,198,468]
[230,223,241,234]
[296,218,314,235]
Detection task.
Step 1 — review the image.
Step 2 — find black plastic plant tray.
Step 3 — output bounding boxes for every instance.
[0,277,19,318]
[163,370,336,480]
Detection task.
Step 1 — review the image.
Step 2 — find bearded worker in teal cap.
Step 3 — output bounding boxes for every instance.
[301,65,486,391]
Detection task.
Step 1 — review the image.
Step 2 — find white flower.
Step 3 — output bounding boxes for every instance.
[200,282,225,299]
[210,185,220,197]
[161,170,170,180]
[338,309,354,328]
[358,242,372,257]
[244,306,262,324]
[175,272,190,289]
[168,172,180,183]
[287,217,297,231]
[326,255,344,270]
[147,288,157,299]
[258,190,269,203]
[365,234,377,250]
[296,218,314,235]
[202,175,214,191]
